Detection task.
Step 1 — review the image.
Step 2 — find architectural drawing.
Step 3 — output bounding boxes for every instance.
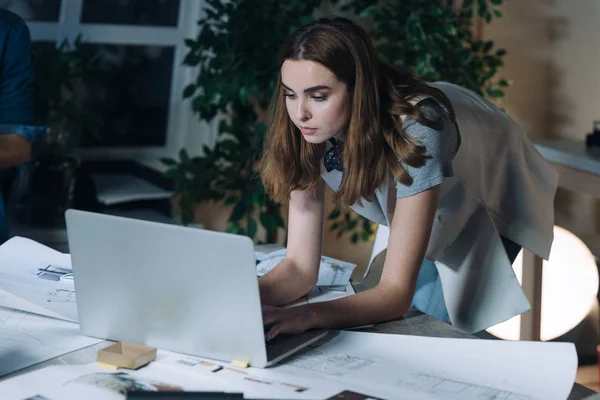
[255,248,356,287]
[395,373,534,400]
[0,236,77,321]
[44,289,76,303]
[286,349,374,377]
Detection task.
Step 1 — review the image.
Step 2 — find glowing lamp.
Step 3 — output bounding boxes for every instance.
[487,226,599,341]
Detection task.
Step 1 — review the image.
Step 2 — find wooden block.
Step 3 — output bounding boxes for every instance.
[97,341,157,370]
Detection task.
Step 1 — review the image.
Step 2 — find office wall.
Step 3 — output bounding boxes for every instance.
[484,0,600,257]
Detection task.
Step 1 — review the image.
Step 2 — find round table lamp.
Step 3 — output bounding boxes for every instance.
[487,226,599,341]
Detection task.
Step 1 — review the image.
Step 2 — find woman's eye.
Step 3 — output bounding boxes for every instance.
[284,93,296,99]
[312,96,326,102]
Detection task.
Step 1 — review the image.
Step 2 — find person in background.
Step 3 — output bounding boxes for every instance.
[0,9,45,243]
[259,17,558,339]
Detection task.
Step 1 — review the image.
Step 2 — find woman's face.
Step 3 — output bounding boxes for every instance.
[281,60,351,144]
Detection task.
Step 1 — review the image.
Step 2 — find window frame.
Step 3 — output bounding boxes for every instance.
[25,0,208,163]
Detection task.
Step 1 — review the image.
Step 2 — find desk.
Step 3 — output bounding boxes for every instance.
[520,141,600,342]
[1,308,595,399]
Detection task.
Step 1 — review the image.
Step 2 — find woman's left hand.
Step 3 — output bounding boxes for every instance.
[262,305,317,340]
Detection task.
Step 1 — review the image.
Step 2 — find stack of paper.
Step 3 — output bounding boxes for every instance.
[91,174,173,206]
[255,245,357,288]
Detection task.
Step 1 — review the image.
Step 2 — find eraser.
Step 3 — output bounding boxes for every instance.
[97,361,120,370]
[231,359,249,368]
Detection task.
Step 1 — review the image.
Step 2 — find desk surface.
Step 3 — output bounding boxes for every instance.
[2,309,595,399]
[535,139,600,175]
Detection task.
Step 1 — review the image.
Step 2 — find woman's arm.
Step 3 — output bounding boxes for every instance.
[259,179,326,306]
[263,184,440,338]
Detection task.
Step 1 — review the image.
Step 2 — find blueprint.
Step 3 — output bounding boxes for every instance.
[0,237,77,321]
[273,331,578,400]
[255,247,356,287]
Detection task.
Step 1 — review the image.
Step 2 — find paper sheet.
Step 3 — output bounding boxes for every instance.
[155,350,346,399]
[272,331,578,400]
[256,249,357,287]
[0,236,71,269]
[280,283,356,309]
[305,283,356,304]
[0,331,578,400]
[0,307,102,378]
[91,174,173,206]
[254,243,286,260]
[0,237,77,322]
[0,362,233,400]
[156,331,576,399]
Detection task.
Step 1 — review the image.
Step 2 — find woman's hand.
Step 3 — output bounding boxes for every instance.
[262,305,317,340]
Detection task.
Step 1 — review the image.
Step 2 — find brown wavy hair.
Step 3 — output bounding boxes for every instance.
[260,17,456,205]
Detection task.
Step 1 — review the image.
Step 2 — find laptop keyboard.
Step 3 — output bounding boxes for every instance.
[264,325,281,347]
[265,337,282,348]
[263,326,329,363]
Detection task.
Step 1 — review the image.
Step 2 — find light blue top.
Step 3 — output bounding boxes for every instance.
[394,98,460,198]
[0,10,46,243]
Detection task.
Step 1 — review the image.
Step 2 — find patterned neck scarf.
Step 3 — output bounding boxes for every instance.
[324,137,344,172]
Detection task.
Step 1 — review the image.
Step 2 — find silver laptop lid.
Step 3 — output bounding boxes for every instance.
[65,209,268,367]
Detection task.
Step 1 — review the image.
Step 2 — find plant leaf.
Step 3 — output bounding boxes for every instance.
[230,201,247,222]
[183,84,196,99]
[247,217,257,238]
[160,158,177,166]
[224,195,239,205]
[328,208,341,219]
[179,149,190,163]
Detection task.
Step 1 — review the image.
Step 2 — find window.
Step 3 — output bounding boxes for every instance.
[80,0,180,27]
[4,0,206,162]
[78,43,175,148]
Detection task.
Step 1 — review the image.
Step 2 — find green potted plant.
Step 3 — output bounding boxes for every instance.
[163,0,508,244]
[162,0,325,243]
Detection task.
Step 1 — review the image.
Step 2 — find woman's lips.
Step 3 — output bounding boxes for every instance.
[300,127,317,135]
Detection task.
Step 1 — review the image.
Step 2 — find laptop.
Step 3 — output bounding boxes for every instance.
[65,209,328,368]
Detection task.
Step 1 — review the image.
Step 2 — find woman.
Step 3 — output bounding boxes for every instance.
[259,17,558,340]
